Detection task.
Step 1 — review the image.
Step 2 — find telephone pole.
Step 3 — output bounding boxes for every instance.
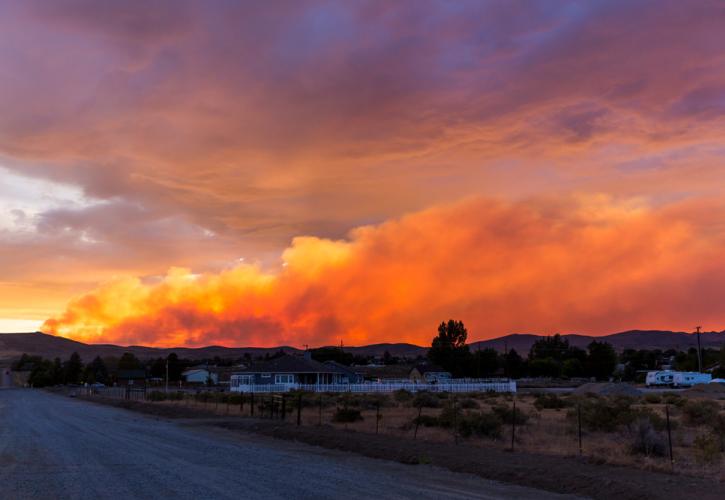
[695,326,703,373]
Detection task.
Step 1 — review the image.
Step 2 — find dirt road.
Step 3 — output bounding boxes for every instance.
[0,390,576,500]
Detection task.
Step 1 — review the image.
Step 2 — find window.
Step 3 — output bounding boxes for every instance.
[275,374,294,384]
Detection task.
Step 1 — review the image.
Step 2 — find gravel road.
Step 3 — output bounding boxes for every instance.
[0,389,579,500]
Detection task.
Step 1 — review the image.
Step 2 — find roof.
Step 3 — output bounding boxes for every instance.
[117,369,146,380]
[237,354,338,374]
[413,363,449,374]
[323,360,360,375]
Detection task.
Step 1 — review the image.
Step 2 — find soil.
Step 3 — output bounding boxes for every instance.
[79,395,722,500]
[573,383,642,397]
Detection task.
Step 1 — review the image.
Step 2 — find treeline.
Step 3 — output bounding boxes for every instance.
[428,320,725,381]
[13,352,232,388]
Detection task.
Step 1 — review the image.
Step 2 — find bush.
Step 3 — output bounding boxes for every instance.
[643,394,662,405]
[569,396,637,432]
[458,411,503,439]
[633,407,676,432]
[629,418,667,457]
[333,408,363,423]
[662,393,686,407]
[394,389,413,403]
[682,400,719,426]
[492,405,529,425]
[412,391,441,408]
[534,393,570,410]
[147,391,167,401]
[693,433,722,464]
[411,414,440,428]
[458,398,479,409]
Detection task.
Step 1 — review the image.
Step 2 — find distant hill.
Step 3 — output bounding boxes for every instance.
[1,329,723,364]
[0,332,424,363]
[0,332,303,363]
[471,330,725,354]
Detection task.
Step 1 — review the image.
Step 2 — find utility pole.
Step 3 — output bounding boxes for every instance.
[695,326,703,373]
[165,358,169,393]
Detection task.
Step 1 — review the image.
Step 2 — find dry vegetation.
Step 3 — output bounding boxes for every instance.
[116,387,725,481]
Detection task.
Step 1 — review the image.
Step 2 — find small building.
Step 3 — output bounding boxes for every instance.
[116,369,147,387]
[230,354,355,390]
[409,364,451,383]
[182,367,219,385]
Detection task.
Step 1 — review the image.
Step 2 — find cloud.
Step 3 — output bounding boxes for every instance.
[43,196,725,347]
[1,2,724,339]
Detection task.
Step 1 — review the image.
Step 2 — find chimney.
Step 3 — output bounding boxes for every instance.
[304,349,312,361]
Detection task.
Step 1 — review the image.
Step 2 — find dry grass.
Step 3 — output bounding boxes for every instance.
[133,390,725,481]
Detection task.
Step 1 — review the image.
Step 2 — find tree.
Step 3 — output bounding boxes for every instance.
[586,341,617,380]
[503,349,525,378]
[472,348,499,377]
[84,356,109,384]
[529,334,571,362]
[118,352,142,371]
[63,352,83,384]
[428,319,471,376]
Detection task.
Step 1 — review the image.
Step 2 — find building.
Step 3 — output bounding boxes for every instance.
[230,354,359,389]
[409,364,451,383]
[116,369,147,387]
[181,367,219,385]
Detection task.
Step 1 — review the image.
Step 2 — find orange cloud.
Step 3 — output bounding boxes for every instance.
[43,196,725,347]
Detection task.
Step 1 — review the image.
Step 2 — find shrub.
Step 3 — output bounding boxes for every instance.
[333,408,363,423]
[458,411,503,439]
[492,405,529,425]
[147,391,167,401]
[411,414,440,428]
[629,418,666,457]
[633,407,675,432]
[569,396,637,432]
[394,389,413,403]
[534,393,570,410]
[662,393,686,407]
[643,394,662,405]
[412,391,441,408]
[458,398,479,409]
[682,400,719,426]
[693,433,722,464]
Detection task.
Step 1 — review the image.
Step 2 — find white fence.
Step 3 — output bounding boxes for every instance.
[230,380,516,394]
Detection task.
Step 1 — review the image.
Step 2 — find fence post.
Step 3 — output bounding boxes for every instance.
[297,393,302,426]
[375,401,380,434]
[318,394,323,426]
[414,405,422,440]
[453,397,458,445]
[240,392,244,414]
[251,392,255,417]
[666,405,674,470]
[281,395,286,420]
[577,403,583,455]
[510,397,516,452]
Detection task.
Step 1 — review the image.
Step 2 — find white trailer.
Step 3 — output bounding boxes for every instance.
[646,370,675,386]
[672,372,711,387]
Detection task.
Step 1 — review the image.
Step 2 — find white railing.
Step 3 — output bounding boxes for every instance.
[230,380,516,394]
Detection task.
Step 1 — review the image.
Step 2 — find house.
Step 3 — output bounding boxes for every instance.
[409,364,451,383]
[182,367,218,385]
[324,360,364,384]
[230,354,356,389]
[115,369,147,387]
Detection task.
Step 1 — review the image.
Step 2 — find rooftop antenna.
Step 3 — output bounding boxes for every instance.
[695,326,703,373]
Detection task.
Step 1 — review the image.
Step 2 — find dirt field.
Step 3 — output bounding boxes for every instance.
[74,389,725,500]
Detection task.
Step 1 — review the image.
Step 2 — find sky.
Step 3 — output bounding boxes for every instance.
[2,0,725,347]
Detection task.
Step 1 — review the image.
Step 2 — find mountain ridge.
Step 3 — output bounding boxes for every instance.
[1,329,724,363]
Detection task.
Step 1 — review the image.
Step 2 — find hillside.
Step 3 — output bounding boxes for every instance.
[471,330,725,354]
[1,329,723,364]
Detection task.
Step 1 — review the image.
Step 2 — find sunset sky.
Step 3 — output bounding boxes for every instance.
[2,1,725,347]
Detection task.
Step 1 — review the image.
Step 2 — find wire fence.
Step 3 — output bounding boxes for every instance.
[66,385,724,479]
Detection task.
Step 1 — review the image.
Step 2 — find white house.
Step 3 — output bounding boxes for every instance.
[182,368,218,385]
